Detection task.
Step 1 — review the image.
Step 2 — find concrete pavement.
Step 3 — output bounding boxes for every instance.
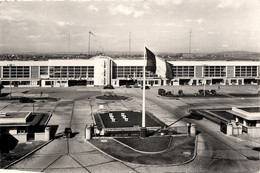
[3,85,260,172]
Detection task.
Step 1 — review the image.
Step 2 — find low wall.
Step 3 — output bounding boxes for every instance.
[247,127,260,138]
[35,133,45,141]
[13,134,27,143]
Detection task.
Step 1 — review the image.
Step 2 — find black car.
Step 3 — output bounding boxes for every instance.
[158,88,166,96]
[211,89,217,95]
[63,128,72,138]
[103,85,114,89]
[165,91,173,96]
[141,86,150,89]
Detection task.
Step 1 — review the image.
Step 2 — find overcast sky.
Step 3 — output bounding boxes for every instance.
[0,0,259,54]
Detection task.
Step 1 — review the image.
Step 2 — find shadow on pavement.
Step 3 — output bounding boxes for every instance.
[49,125,59,139]
[0,133,18,153]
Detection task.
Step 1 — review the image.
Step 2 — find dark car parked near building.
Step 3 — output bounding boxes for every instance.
[103,85,115,89]
[63,128,72,138]
[141,86,150,89]
[158,88,166,96]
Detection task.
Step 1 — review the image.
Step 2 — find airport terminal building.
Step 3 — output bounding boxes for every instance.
[0,56,259,87]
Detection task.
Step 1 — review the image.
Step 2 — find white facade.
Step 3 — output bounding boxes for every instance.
[0,57,259,87]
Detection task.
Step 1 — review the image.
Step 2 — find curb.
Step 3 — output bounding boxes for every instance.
[112,136,173,154]
[85,135,198,167]
[3,139,54,169]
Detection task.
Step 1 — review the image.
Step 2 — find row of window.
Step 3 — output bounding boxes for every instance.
[173,66,195,77]
[112,66,157,78]
[3,66,30,78]
[235,66,257,77]
[49,66,94,78]
[204,66,226,77]
[0,65,258,78]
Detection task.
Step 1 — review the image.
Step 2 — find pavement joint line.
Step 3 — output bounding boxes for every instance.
[69,154,91,172]
[0,103,12,111]
[41,155,65,172]
[81,160,118,168]
[3,139,54,169]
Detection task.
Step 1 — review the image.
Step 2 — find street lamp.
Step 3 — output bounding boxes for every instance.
[7,64,15,99]
[202,64,208,96]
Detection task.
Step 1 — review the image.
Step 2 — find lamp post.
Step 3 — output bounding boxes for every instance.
[7,64,14,99]
[202,64,208,96]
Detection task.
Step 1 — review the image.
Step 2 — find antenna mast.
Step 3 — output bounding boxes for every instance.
[67,24,71,54]
[189,31,192,55]
[129,32,131,57]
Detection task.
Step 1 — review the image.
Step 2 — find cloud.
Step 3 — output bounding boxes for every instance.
[185,18,205,24]
[216,0,245,9]
[109,4,145,17]
[194,18,205,24]
[88,5,99,12]
[232,31,239,35]
[27,35,41,39]
[164,22,183,27]
[221,44,228,48]
[155,0,183,6]
[208,31,220,35]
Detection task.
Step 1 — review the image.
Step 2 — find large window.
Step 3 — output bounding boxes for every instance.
[235,66,257,77]
[3,66,30,78]
[203,66,226,77]
[172,66,194,77]
[49,66,94,78]
[112,66,157,79]
[40,66,48,75]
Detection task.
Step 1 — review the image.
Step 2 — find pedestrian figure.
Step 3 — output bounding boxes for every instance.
[218,86,220,90]
[40,91,42,97]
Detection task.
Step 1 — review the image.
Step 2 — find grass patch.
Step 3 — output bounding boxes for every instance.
[0,141,45,168]
[228,93,259,97]
[90,136,195,165]
[115,136,172,152]
[95,111,164,129]
[96,95,128,100]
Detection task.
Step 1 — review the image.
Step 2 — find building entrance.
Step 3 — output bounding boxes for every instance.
[68,80,87,86]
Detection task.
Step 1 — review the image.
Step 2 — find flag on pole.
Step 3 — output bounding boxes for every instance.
[145,47,156,73]
[89,31,95,37]
[145,47,174,80]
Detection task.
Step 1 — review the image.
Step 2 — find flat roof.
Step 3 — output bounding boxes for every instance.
[0,112,51,126]
[231,107,260,120]
[239,107,260,113]
[1,112,29,119]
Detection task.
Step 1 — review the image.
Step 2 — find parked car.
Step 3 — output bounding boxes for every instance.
[198,89,211,96]
[103,85,114,89]
[141,86,150,89]
[198,89,204,95]
[158,88,166,96]
[178,89,184,96]
[211,89,217,95]
[63,127,72,138]
[165,91,173,96]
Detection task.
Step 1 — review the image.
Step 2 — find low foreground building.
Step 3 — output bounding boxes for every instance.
[228,106,260,138]
[0,112,51,143]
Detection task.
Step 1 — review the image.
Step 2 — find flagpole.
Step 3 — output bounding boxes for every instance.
[142,45,146,128]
